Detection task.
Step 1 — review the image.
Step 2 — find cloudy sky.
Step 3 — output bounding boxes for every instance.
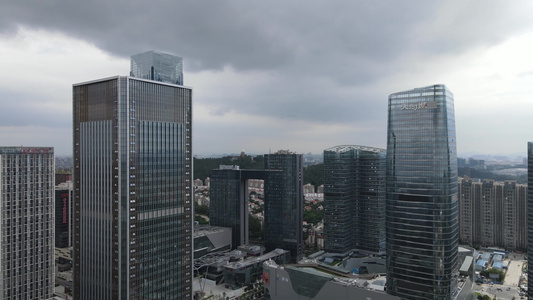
[1,1,532,158]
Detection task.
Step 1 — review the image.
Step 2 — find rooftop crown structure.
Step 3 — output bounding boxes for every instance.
[130,50,184,85]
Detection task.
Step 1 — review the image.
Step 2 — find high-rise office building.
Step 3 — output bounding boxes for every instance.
[209,165,270,248]
[323,145,386,254]
[209,166,248,249]
[527,142,533,299]
[264,150,303,262]
[0,146,55,299]
[386,84,459,299]
[73,51,193,299]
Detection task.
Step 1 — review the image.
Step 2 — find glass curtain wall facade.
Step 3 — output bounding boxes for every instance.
[264,151,303,262]
[0,147,55,300]
[527,142,533,299]
[323,145,386,254]
[386,84,459,300]
[130,50,183,85]
[73,74,192,299]
[209,167,249,248]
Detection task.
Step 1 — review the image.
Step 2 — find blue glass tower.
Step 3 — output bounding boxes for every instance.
[386,84,459,299]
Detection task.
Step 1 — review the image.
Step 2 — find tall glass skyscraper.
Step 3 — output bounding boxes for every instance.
[264,150,303,262]
[73,51,192,299]
[386,84,459,299]
[323,145,386,254]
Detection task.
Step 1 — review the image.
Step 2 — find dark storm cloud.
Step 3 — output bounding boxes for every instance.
[1,1,531,126]
[3,1,528,72]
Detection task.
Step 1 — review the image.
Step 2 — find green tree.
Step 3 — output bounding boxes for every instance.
[249,215,263,239]
[195,204,209,215]
[303,208,323,225]
[303,163,324,187]
[195,215,208,225]
[480,268,505,282]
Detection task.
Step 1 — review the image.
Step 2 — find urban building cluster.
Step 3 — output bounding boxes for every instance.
[199,84,466,300]
[459,177,527,251]
[208,150,304,263]
[2,50,532,300]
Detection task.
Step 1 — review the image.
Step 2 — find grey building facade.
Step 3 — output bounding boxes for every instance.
[527,142,533,299]
[264,150,304,262]
[0,147,55,300]
[323,145,386,254]
[458,177,527,251]
[386,84,459,299]
[73,51,193,299]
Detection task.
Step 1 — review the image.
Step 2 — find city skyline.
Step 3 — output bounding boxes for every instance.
[1,2,533,157]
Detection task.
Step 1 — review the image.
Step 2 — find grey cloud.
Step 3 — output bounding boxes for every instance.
[1,0,532,151]
[0,91,70,128]
[2,1,529,75]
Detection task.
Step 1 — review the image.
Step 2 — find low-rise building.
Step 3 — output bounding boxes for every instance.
[263,259,399,300]
[223,249,290,289]
[194,225,232,259]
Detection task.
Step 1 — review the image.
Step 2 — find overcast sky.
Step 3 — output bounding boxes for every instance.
[1,1,532,158]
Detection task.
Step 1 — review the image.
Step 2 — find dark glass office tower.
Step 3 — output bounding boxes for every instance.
[209,166,270,248]
[209,166,246,249]
[73,51,192,299]
[386,85,459,299]
[323,145,386,254]
[264,150,303,262]
[527,142,533,299]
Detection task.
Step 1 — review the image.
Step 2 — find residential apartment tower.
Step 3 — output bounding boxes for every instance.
[459,177,527,251]
[323,145,386,254]
[0,147,55,299]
